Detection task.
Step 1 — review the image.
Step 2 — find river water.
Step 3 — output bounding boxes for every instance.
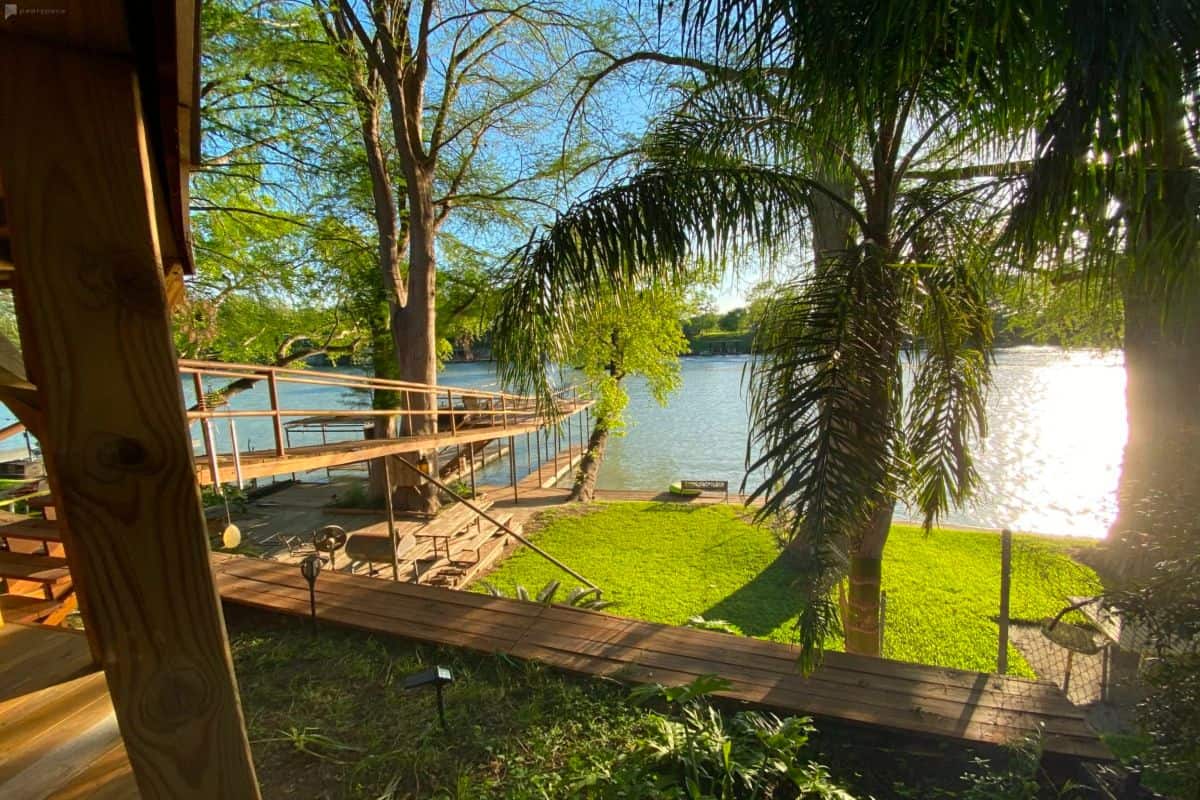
[2,347,1122,538]
[590,348,1126,538]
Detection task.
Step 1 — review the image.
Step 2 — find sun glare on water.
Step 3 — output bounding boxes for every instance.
[943,348,1127,538]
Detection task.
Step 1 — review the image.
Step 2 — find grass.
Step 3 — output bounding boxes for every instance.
[476,502,1102,677]
[228,607,646,799]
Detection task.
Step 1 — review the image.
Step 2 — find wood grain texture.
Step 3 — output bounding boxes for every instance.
[211,552,1112,761]
[0,38,259,799]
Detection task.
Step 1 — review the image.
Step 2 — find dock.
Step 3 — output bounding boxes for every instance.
[211,552,1111,762]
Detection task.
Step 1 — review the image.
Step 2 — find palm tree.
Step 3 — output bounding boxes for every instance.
[494,3,1031,663]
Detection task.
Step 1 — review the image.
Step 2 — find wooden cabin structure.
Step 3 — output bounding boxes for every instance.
[0,2,262,796]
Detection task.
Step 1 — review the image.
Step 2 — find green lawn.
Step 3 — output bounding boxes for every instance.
[477,502,1102,677]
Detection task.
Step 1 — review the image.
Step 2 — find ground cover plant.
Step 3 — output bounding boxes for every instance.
[476,502,1101,676]
[226,607,865,799]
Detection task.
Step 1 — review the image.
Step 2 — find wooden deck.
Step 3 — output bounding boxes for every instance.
[0,624,137,799]
[210,552,1110,762]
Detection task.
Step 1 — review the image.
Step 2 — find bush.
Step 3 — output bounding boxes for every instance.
[571,675,855,799]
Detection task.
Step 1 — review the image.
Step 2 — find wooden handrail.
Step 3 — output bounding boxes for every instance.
[179,358,581,404]
[183,405,581,421]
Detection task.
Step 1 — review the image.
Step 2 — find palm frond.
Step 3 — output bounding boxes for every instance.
[745,250,904,668]
[493,163,812,406]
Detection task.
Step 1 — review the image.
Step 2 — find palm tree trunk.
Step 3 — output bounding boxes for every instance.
[844,502,892,656]
[1108,279,1200,577]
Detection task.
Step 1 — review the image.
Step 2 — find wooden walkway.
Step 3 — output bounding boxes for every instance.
[183,358,593,487]
[210,553,1110,762]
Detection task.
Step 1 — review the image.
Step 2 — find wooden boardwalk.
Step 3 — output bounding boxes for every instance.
[182,359,593,487]
[210,553,1110,762]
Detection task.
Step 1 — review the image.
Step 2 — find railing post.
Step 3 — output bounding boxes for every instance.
[500,394,508,430]
[267,369,285,457]
[384,458,399,582]
[998,528,1013,674]
[193,373,222,491]
[509,435,518,504]
[447,389,456,435]
[229,418,244,490]
[535,427,543,487]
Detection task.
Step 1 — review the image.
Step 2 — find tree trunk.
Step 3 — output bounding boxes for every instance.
[1107,129,1200,579]
[368,311,401,503]
[389,166,440,513]
[1107,281,1200,578]
[844,501,892,656]
[569,419,610,502]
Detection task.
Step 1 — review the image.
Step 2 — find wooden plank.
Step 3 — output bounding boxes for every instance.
[0,551,71,583]
[532,605,1079,711]
[0,37,259,799]
[0,623,95,702]
[515,627,1093,740]
[526,609,1082,719]
[47,738,138,800]
[0,593,62,623]
[0,511,63,542]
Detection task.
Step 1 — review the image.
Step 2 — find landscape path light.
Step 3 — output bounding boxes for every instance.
[299,554,324,635]
[404,666,454,732]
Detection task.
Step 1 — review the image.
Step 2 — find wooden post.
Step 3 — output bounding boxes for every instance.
[536,428,543,486]
[468,442,477,497]
[229,418,244,490]
[384,458,398,581]
[447,389,455,434]
[509,435,518,503]
[0,36,260,798]
[267,370,285,457]
[525,431,532,477]
[998,528,1013,674]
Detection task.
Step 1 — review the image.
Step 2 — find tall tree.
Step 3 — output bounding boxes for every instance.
[1001,0,1200,576]
[560,285,690,502]
[314,0,613,510]
[495,4,1024,661]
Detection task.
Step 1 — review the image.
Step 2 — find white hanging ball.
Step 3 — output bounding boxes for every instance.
[221,524,242,550]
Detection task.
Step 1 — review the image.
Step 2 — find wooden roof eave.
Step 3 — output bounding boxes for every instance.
[0,0,200,304]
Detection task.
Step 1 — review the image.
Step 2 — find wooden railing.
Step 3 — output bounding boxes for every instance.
[179,359,586,466]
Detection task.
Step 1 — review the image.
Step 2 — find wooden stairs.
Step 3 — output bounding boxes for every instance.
[341,495,518,590]
[0,495,78,627]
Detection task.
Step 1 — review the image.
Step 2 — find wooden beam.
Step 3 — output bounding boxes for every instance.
[0,37,260,800]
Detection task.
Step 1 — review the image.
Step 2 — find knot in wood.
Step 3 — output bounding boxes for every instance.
[143,665,213,731]
[84,433,156,482]
[78,250,163,315]
[99,434,149,469]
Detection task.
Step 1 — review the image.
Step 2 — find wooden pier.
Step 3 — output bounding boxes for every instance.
[182,359,593,489]
[211,552,1111,762]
